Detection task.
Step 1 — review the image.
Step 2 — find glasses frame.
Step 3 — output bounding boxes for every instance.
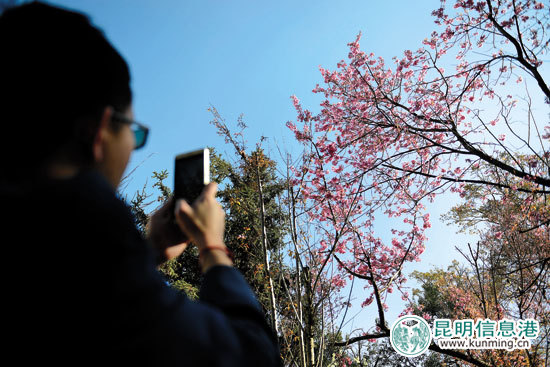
[111,110,149,150]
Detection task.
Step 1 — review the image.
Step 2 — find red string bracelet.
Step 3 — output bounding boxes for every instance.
[199,245,234,262]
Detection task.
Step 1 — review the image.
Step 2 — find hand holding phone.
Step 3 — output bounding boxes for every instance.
[170,148,210,244]
[146,148,212,264]
[171,148,229,271]
[173,182,225,248]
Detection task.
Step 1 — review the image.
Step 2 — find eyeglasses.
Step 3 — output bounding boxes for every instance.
[112,111,149,150]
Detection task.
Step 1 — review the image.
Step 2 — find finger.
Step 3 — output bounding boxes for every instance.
[201,182,218,199]
[174,199,193,219]
[174,199,198,231]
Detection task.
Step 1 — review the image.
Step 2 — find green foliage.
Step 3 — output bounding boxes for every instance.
[441,184,486,235]
[152,170,171,200]
[158,246,201,299]
[129,185,150,232]
[126,169,171,232]
[212,147,288,316]
[410,265,459,319]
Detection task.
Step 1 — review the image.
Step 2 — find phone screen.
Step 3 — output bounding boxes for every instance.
[174,148,210,204]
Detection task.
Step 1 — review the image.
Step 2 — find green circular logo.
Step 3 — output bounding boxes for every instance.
[390,315,432,357]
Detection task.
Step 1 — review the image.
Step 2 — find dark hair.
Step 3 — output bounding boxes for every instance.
[0,1,132,178]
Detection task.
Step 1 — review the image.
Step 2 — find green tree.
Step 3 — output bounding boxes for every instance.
[211,146,288,325]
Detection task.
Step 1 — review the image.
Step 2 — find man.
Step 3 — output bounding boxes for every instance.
[0,2,281,366]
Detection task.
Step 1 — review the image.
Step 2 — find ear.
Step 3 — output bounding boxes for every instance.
[92,106,113,163]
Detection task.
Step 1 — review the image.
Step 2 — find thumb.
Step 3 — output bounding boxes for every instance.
[174,199,193,219]
[174,199,199,240]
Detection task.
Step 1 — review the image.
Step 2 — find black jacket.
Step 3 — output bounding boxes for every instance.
[2,170,281,366]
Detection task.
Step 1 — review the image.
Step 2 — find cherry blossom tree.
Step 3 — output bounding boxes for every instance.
[287,0,549,365]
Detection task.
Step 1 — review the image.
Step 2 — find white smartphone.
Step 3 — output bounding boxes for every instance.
[174,148,210,204]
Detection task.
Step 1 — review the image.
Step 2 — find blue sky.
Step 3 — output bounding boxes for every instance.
[48,0,438,184]
[47,0,476,333]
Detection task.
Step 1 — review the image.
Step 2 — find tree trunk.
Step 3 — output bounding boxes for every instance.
[303,266,315,367]
[256,164,279,335]
[287,169,307,367]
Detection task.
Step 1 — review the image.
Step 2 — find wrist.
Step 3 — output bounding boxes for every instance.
[199,245,233,273]
[198,244,231,258]
[195,235,225,249]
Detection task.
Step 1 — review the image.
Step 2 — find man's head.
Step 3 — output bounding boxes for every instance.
[1,1,137,186]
